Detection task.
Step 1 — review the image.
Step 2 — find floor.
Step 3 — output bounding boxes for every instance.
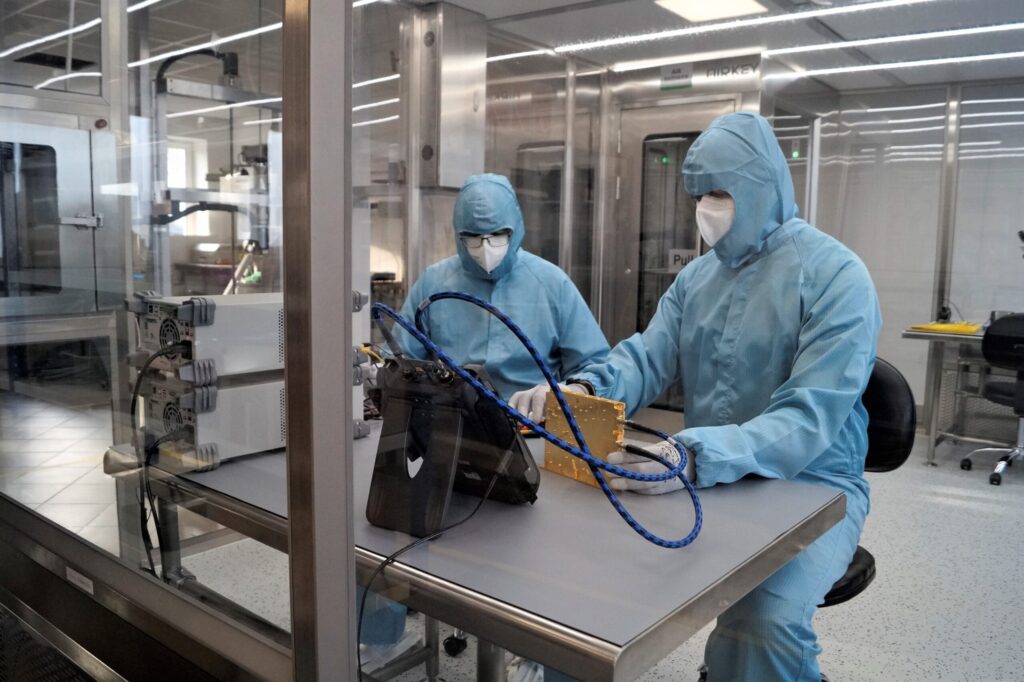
[3,388,1022,681]
[0,390,121,553]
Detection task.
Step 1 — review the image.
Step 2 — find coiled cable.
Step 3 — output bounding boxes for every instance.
[373,291,702,549]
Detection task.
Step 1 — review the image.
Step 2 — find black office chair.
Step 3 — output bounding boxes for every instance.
[819,357,916,608]
[959,313,1024,486]
[698,359,915,681]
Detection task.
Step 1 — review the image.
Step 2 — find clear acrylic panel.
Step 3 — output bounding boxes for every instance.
[0,0,102,96]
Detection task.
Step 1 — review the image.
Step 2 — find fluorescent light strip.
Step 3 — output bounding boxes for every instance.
[554,0,934,53]
[886,143,942,149]
[773,125,809,132]
[963,97,1024,105]
[960,140,1002,146]
[765,49,1024,81]
[962,120,1024,130]
[168,96,281,119]
[0,17,102,60]
[962,110,1024,119]
[353,0,380,6]
[129,22,282,68]
[127,0,164,12]
[765,21,1024,57]
[841,102,946,114]
[352,97,400,112]
[353,114,399,128]
[34,71,102,90]
[859,125,944,134]
[959,145,1024,153]
[353,73,400,88]
[243,117,283,126]
[611,47,766,73]
[486,49,552,63]
[840,115,945,126]
[959,152,1024,160]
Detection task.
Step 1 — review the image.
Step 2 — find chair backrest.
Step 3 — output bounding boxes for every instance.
[863,357,916,473]
[982,313,1024,372]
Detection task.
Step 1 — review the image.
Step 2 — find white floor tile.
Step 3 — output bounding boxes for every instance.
[46,483,117,505]
[35,502,109,532]
[0,482,66,505]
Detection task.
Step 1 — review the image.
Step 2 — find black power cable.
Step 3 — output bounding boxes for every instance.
[356,456,505,677]
[129,344,188,577]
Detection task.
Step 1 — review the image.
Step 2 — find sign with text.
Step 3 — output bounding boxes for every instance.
[668,249,698,273]
[660,63,693,91]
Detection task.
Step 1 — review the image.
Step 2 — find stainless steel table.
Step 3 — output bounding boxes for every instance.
[902,329,985,464]
[145,423,847,682]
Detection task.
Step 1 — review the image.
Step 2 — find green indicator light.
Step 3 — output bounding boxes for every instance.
[661,155,670,165]
[791,149,801,159]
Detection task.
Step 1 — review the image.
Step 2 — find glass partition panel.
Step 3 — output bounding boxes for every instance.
[951,83,1024,323]
[814,89,947,399]
[0,0,296,668]
[0,0,102,95]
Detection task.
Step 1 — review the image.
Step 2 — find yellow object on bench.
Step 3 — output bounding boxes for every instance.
[910,322,983,334]
[543,391,625,488]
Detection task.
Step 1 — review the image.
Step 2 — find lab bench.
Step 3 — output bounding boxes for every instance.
[903,329,1018,464]
[119,421,846,682]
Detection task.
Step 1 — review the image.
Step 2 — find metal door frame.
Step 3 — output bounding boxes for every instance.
[0,121,100,317]
[599,94,742,345]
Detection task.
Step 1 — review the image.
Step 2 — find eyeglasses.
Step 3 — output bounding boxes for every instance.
[460,230,512,248]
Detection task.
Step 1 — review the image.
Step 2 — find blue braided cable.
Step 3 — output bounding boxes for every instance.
[374,293,702,549]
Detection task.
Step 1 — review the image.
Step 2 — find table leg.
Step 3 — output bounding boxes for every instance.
[477,639,505,682]
[924,341,944,466]
[424,616,440,681]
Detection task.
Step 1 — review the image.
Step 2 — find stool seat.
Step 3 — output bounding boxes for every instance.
[982,381,1016,408]
[821,545,876,607]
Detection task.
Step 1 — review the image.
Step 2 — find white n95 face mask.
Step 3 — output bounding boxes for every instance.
[695,194,736,248]
[467,240,509,273]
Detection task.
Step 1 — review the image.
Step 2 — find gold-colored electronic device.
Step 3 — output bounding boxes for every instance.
[543,391,625,488]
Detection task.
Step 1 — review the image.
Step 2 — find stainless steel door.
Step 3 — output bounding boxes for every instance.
[0,122,97,317]
[602,98,737,347]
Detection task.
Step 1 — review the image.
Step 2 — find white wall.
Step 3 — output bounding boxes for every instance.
[813,89,947,401]
[950,83,1024,322]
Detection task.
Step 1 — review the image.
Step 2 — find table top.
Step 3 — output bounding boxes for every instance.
[174,426,845,680]
[902,328,984,343]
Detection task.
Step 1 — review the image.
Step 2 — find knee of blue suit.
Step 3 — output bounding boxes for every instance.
[395,173,610,397]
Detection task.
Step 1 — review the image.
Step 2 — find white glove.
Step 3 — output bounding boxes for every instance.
[606,438,695,495]
[508,382,586,422]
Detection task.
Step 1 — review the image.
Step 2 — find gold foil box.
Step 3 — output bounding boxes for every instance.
[543,391,625,488]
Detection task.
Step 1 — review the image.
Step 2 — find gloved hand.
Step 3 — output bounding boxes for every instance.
[606,438,695,495]
[508,382,586,422]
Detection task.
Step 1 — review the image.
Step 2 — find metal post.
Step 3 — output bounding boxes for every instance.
[284,0,357,679]
[103,0,136,446]
[559,58,576,276]
[590,70,612,321]
[923,86,962,465]
[403,10,426,284]
[805,117,822,226]
[476,639,505,682]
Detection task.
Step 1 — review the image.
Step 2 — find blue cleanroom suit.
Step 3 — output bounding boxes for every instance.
[574,112,881,681]
[397,173,610,398]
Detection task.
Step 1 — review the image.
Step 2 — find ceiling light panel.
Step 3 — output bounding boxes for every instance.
[655,0,768,23]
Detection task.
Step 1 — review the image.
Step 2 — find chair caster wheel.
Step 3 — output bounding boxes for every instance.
[960,458,972,470]
[443,634,467,657]
[990,473,1002,485]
